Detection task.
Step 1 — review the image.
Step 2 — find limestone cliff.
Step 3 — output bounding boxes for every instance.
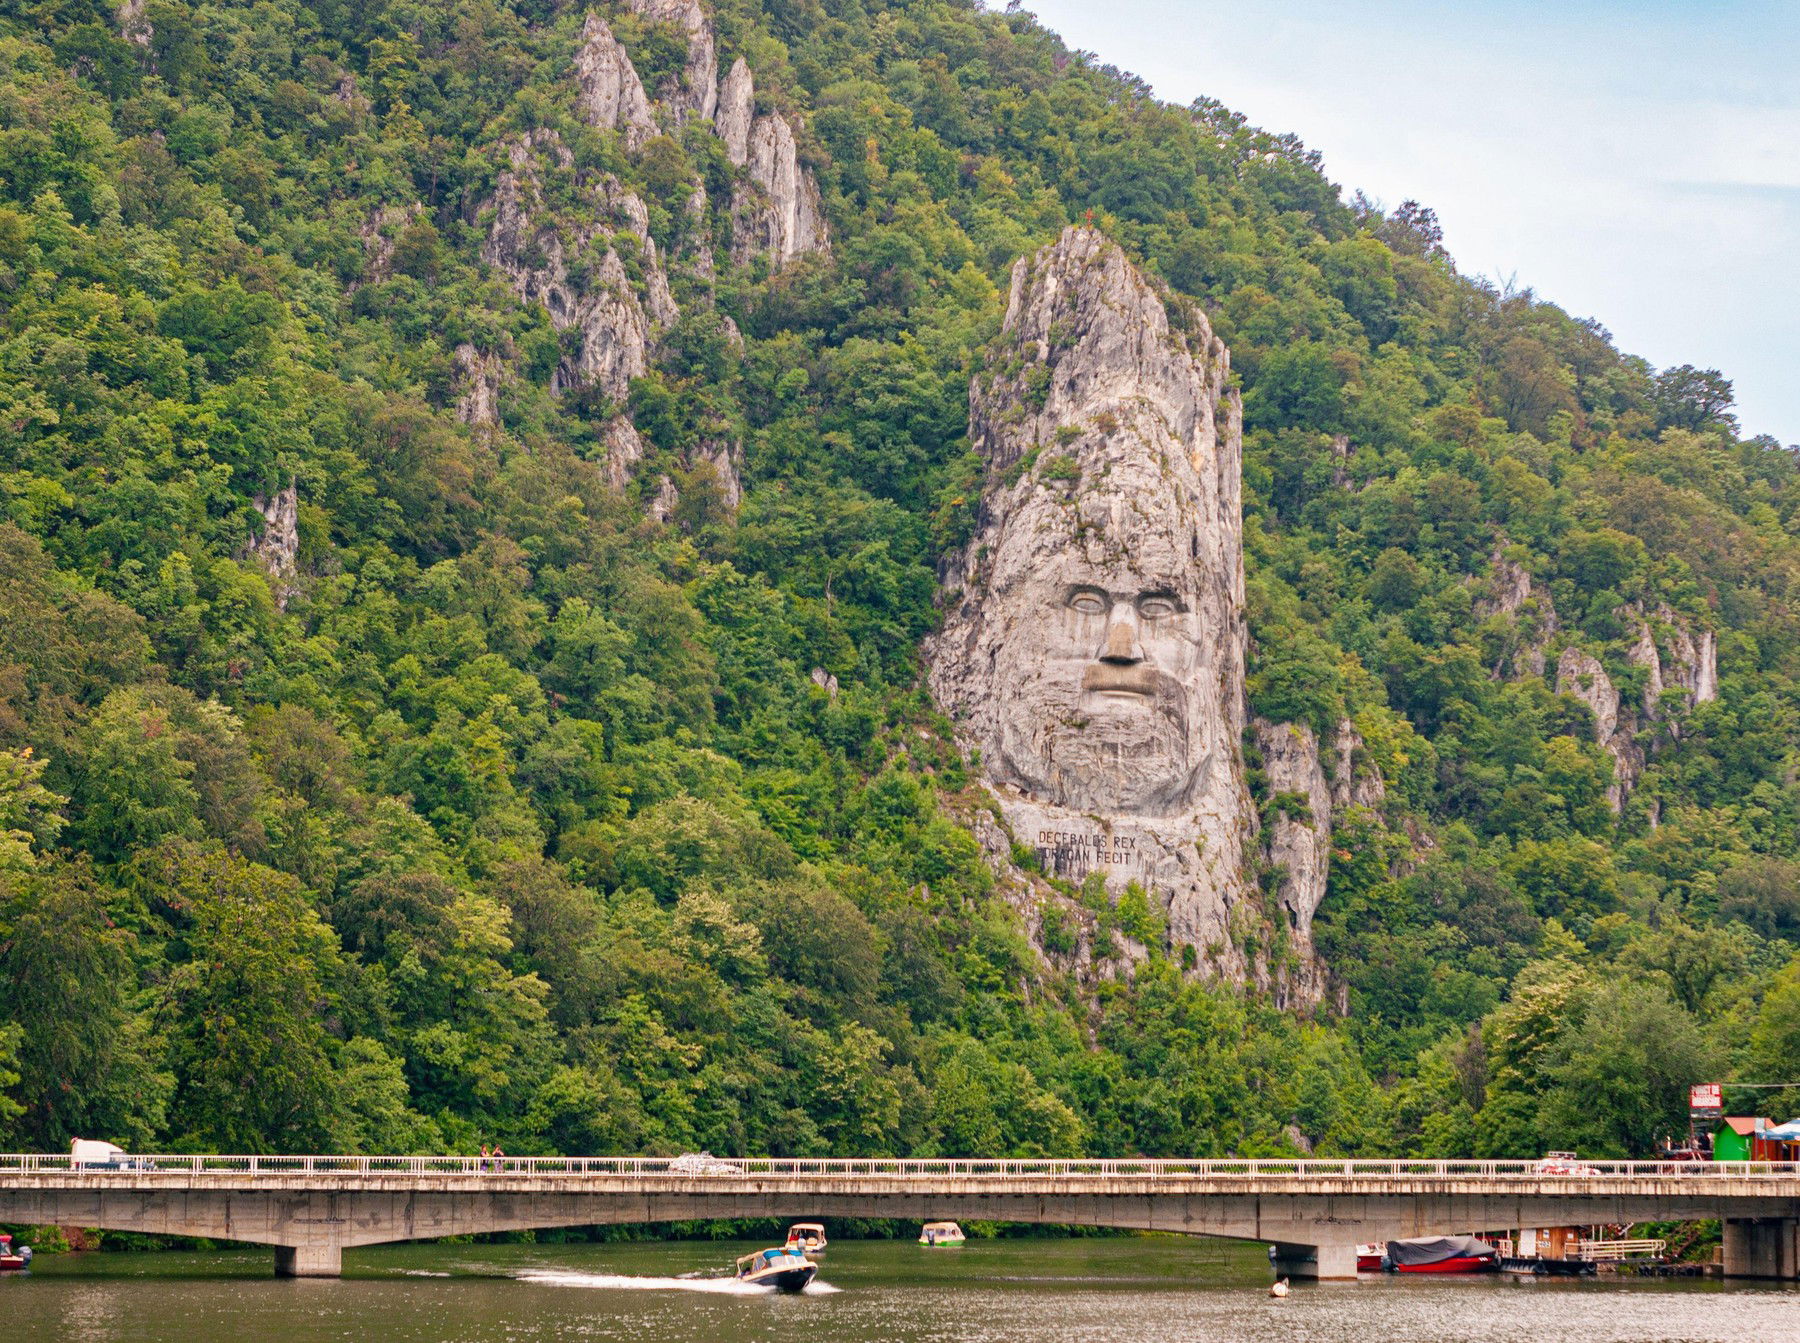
[1557,603,1719,811]
[358,203,424,285]
[118,0,151,47]
[715,58,755,164]
[1642,603,1719,714]
[715,57,830,268]
[927,226,1256,980]
[479,133,673,404]
[1254,716,1385,1005]
[575,14,658,149]
[1255,720,1333,999]
[246,484,300,609]
[1475,549,1559,679]
[624,0,718,125]
[453,344,508,429]
[1556,647,1641,812]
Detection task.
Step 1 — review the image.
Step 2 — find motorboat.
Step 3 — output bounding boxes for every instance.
[0,1234,31,1271]
[918,1221,965,1247]
[736,1244,818,1291]
[1383,1235,1500,1273]
[786,1222,827,1254]
[1356,1243,1385,1272]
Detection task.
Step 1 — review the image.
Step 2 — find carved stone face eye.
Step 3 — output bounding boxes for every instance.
[1137,595,1179,619]
[1067,589,1109,615]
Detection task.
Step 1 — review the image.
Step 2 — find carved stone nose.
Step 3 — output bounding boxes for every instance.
[1101,615,1143,664]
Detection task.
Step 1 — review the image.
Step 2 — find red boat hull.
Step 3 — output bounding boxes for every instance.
[1357,1254,1383,1272]
[1392,1256,1498,1274]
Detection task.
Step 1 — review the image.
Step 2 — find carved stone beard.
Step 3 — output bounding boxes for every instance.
[999,665,1197,814]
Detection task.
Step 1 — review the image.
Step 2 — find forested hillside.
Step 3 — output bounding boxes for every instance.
[3,0,1799,1166]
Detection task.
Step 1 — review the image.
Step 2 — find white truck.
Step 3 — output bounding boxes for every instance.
[70,1139,154,1171]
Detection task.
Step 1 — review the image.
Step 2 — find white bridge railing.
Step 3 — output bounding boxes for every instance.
[3,1155,1799,1179]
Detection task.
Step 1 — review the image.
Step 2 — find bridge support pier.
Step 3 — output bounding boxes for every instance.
[274,1244,343,1278]
[1722,1218,1799,1280]
[1270,1242,1358,1281]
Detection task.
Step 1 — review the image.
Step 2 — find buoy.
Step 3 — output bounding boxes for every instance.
[1270,1277,1290,1298]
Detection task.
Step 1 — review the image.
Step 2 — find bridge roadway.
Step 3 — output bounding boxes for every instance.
[0,1155,1796,1279]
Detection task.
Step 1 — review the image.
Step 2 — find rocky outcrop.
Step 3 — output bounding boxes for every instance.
[696,439,743,512]
[624,0,718,125]
[1254,716,1385,1005]
[713,57,830,268]
[1476,549,1559,678]
[1556,647,1641,812]
[1331,716,1385,811]
[1329,434,1353,488]
[246,484,300,608]
[1256,721,1333,988]
[118,0,151,47]
[646,474,680,523]
[1558,604,1720,810]
[359,203,423,283]
[715,57,755,164]
[480,133,673,404]
[731,112,830,267]
[454,344,507,428]
[1629,622,1665,716]
[575,14,658,149]
[603,417,647,492]
[926,227,1256,982]
[1642,603,1718,711]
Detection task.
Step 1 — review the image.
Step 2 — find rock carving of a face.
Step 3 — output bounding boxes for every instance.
[986,487,1215,817]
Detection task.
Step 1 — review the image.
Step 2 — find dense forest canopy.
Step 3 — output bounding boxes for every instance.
[2,0,1799,1166]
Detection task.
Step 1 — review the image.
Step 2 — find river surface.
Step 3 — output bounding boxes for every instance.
[7,1235,1797,1342]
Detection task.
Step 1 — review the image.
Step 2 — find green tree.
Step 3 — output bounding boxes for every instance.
[1536,979,1718,1156]
[0,860,168,1148]
[152,845,344,1152]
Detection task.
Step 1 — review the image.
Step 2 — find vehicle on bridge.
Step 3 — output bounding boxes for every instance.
[736,1244,817,1291]
[668,1151,742,1176]
[1534,1151,1601,1175]
[69,1139,154,1171]
[919,1221,965,1247]
[786,1222,827,1254]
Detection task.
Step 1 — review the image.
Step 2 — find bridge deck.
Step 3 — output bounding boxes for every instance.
[2,1157,1795,1280]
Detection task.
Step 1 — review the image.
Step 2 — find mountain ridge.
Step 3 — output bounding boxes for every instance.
[0,0,1794,1165]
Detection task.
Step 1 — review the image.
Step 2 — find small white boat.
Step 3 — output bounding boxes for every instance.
[1270,1277,1290,1297]
[736,1244,818,1291]
[919,1221,966,1247]
[786,1222,827,1254]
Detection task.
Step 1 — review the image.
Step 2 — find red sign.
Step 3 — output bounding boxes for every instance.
[1690,1083,1723,1116]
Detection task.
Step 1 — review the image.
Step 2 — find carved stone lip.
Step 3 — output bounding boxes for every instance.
[1081,664,1161,696]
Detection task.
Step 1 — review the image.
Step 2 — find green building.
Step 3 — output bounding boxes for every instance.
[1713,1117,1766,1161]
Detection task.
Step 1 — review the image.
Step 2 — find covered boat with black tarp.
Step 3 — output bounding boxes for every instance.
[1383,1235,1501,1273]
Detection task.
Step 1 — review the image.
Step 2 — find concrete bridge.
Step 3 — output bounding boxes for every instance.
[1,1154,1797,1280]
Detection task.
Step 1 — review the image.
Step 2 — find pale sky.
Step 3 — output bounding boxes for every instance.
[1023,0,1800,445]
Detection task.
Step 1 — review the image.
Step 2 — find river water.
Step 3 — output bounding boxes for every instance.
[8,1235,1797,1342]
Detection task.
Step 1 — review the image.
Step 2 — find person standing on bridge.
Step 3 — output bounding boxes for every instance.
[492,1145,506,1172]
[480,1144,492,1172]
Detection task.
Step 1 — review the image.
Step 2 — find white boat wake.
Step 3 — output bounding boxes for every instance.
[514,1268,839,1295]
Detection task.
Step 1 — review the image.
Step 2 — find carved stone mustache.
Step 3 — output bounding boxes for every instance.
[1081,663,1167,696]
